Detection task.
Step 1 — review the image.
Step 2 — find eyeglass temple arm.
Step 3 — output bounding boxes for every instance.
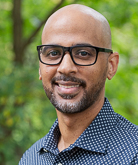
[98,48,113,53]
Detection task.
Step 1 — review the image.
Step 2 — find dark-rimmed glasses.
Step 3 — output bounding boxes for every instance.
[37,44,113,66]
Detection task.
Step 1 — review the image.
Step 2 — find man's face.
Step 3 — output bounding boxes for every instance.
[39,12,109,114]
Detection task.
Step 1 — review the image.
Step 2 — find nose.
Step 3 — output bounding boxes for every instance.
[57,53,78,75]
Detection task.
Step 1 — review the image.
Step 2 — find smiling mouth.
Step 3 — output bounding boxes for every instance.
[51,75,86,88]
[56,83,81,99]
[55,81,81,97]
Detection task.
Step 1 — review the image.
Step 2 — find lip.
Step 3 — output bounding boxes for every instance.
[56,80,80,86]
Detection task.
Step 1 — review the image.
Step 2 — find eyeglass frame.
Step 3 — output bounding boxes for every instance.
[37,44,113,66]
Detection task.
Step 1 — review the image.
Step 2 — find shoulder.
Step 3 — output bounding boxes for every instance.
[107,113,138,163]
[111,113,138,152]
[18,119,59,165]
[18,134,47,165]
[115,113,138,134]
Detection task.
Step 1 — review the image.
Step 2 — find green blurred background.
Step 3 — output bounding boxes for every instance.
[0,0,138,164]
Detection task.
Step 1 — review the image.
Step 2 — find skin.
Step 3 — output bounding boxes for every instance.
[39,4,119,152]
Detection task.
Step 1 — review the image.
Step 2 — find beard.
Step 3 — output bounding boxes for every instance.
[42,68,107,114]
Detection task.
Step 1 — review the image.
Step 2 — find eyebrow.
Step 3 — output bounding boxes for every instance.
[73,43,93,47]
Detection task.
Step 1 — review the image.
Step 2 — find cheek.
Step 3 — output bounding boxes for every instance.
[40,65,57,84]
[78,65,105,87]
[78,66,96,80]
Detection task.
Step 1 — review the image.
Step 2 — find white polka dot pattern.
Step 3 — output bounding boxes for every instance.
[19,98,138,165]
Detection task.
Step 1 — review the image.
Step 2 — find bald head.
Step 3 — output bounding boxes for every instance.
[42,4,111,49]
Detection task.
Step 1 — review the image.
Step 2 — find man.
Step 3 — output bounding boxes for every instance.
[19,4,138,165]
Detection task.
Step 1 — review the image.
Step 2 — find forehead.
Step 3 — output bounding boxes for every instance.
[42,9,103,47]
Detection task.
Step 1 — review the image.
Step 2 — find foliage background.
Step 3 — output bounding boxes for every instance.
[0,0,138,164]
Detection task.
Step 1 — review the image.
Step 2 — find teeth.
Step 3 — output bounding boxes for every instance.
[59,84,79,88]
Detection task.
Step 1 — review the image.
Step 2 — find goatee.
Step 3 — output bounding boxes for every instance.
[42,74,106,114]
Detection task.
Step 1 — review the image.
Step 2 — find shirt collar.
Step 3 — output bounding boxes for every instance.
[39,98,117,154]
[72,98,117,154]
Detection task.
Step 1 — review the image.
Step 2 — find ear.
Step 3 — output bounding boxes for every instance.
[107,52,119,80]
[39,68,42,80]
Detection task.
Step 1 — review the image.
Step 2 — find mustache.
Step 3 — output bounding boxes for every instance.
[51,75,86,87]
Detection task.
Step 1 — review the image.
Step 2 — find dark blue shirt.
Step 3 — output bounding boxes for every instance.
[19,98,138,165]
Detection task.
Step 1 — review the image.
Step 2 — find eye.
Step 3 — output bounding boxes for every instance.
[47,50,61,57]
[75,50,93,59]
[78,51,90,56]
[73,46,96,59]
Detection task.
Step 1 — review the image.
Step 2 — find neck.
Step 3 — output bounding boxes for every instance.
[57,96,104,152]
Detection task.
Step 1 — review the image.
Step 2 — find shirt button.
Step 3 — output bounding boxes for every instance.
[43,149,48,152]
[58,163,62,165]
